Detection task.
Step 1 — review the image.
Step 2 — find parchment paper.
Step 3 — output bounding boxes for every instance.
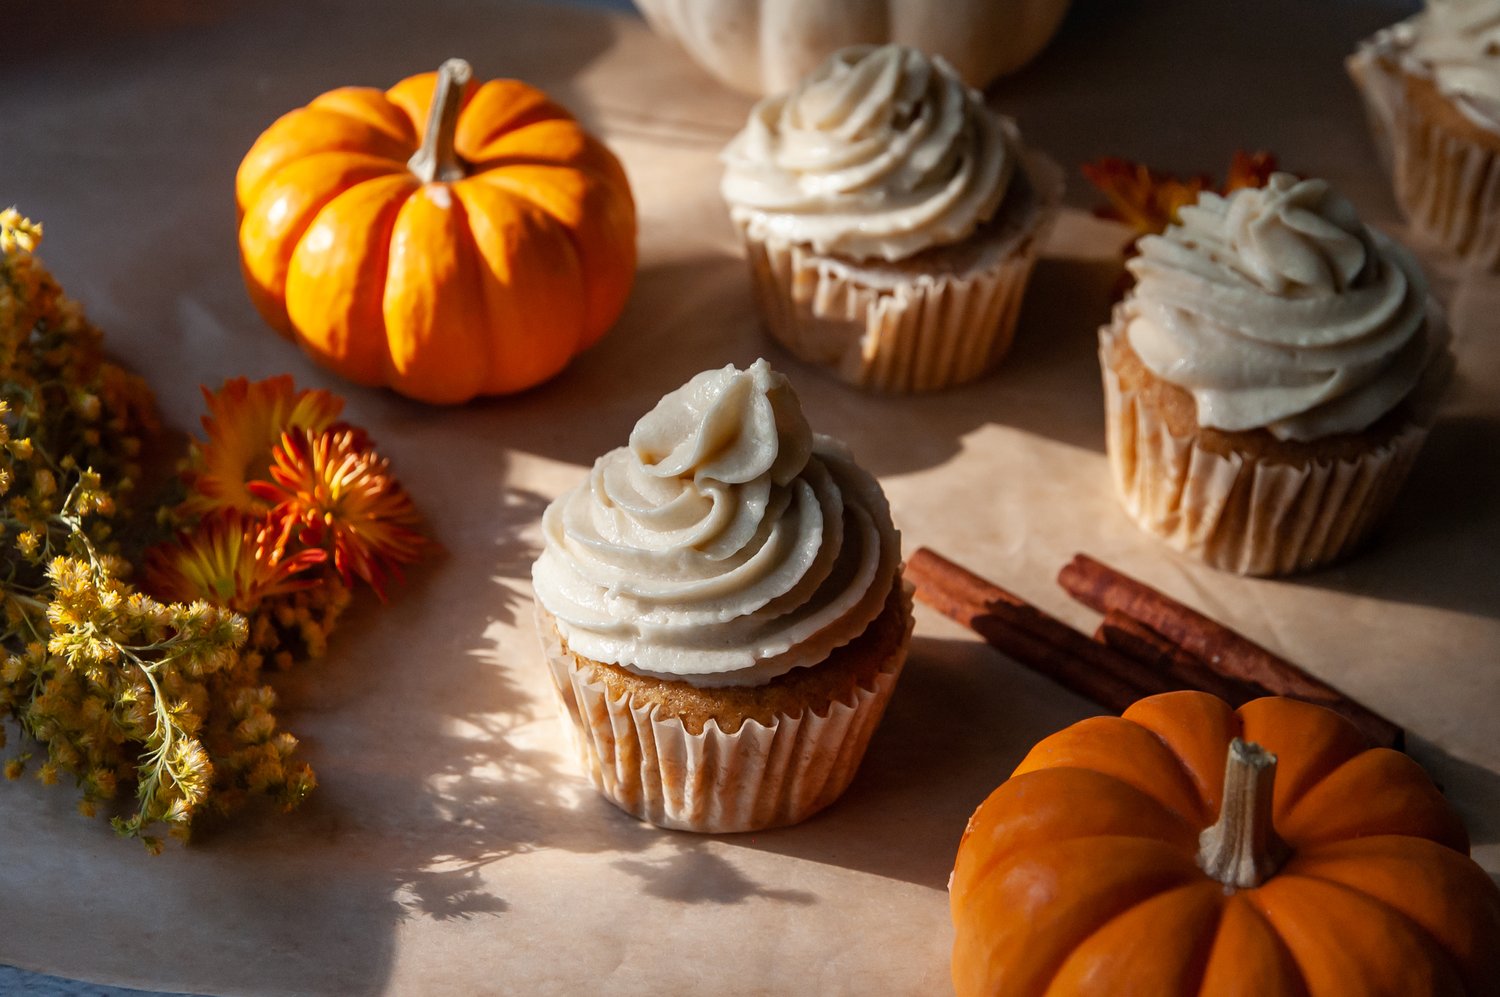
[2,0,1495,994]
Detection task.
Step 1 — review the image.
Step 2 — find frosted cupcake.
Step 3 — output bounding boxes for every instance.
[1102,173,1451,576]
[531,359,911,832]
[1349,1,1500,268]
[721,44,1062,393]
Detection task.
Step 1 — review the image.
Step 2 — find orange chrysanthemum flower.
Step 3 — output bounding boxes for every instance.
[1082,151,1280,239]
[250,428,425,600]
[1222,150,1279,196]
[1081,158,1211,238]
[143,511,327,614]
[183,376,344,517]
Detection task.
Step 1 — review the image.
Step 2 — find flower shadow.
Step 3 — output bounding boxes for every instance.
[612,839,817,906]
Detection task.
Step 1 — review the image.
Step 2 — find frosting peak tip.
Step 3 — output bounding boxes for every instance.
[720,42,1015,261]
[628,360,811,487]
[533,359,900,688]
[1124,171,1436,441]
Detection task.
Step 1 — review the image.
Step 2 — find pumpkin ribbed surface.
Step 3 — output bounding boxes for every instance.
[236,63,636,404]
[950,691,1500,996]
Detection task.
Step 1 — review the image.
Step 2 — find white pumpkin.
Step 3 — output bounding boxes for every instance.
[634,0,1072,96]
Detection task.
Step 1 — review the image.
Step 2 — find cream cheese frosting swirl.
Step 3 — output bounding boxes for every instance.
[1389,0,1500,128]
[720,43,1016,262]
[532,360,900,688]
[1123,173,1442,441]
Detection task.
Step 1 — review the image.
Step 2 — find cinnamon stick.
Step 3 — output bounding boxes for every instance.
[1095,611,1266,707]
[906,548,1171,714]
[1058,554,1403,750]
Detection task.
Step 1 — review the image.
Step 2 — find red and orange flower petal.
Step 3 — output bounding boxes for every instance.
[182,375,344,518]
[143,510,327,614]
[1080,157,1211,237]
[250,427,425,600]
[1082,151,1279,240]
[1223,150,1279,194]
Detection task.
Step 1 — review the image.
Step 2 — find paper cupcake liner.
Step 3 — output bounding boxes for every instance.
[1349,44,1500,270]
[536,600,911,833]
[1100,327,1433,577]
[738,155,1062,393]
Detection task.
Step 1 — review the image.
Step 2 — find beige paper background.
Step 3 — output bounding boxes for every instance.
[2,0,1496,994]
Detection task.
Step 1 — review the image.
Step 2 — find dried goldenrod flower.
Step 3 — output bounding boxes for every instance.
[2,217,424,851]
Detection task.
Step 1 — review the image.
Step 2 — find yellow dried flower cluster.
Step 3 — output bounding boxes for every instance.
[0,210,319,851]
[137,372,428,821]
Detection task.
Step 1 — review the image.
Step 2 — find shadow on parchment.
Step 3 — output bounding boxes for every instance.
[1409,737,1500,855]
[769,250,1122,478]
[1283,414,1500,622]
[727,633,1106,891]
[990,0,1420,217]
[1410,741,1500,892]
[0,2,696,995]
[2,0,634,419]
[490,245,1122,483]
[613,840,816,906]
[4,0,238,65]
[730,635,1500,894]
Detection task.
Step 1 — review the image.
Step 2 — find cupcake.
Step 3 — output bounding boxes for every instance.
[531,359,911,832]
[1348,1,1500,269]
[720,44,1062,393]
[1101,173,1451,576]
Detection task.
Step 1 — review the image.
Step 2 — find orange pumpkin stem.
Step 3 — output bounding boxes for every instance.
[408,58,473,184]
[1197,737,1290,890]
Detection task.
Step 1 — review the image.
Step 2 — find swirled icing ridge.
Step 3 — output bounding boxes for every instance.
[1378,0,1500,129]
[1123,173,1443,441]
[532,360,900,687]
[720,44,1016,262]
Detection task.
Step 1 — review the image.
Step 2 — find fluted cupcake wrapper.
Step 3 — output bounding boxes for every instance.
[536,602,910,833]
[1100,326,1433,577]
[1349,45,1500,271]
[738,154,1062,393]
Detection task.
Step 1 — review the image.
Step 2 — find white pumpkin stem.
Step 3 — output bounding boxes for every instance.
[1197,738,1290,890]
[408,58,473,184]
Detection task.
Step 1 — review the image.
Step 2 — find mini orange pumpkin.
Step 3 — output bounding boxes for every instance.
[951,691,1500,996]
[236,59,636,404]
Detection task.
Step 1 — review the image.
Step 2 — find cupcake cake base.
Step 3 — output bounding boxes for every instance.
[1100,321,1443,576]
[739,154,1063,394]
[1348,42,1500,271]
[538,582,913,833]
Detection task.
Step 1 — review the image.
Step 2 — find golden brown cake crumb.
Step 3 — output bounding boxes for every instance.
[1105,325,1420,465]
[553,581,911,736]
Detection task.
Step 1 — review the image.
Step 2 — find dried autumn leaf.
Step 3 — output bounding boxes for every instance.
[1223,150,1279,194]
[1082,151,1281,239]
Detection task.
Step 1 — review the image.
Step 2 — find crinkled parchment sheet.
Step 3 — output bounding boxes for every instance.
[2,0,1497,993]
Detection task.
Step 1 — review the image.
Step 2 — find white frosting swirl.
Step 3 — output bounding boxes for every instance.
[532,360,900,688]
[1123,173,1442,441]
[720,44,1015,262]
[1380,1,1500,128]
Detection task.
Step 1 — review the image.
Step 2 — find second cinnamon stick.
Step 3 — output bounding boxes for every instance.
[1095,611,1266,707]
[1059,554,1403,750]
